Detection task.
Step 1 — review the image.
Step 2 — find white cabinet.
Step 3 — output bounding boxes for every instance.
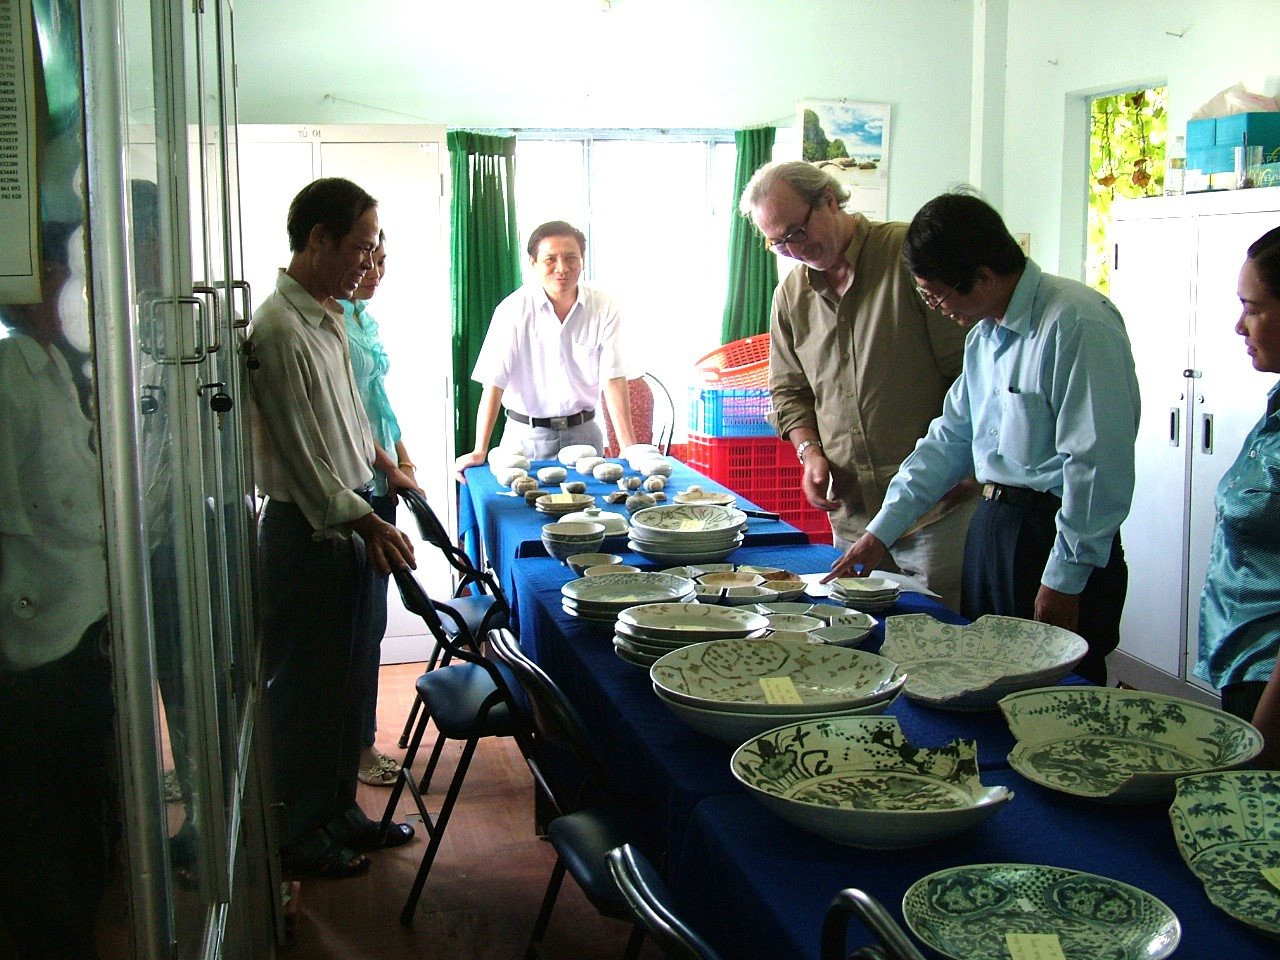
[1111,189,1280,697]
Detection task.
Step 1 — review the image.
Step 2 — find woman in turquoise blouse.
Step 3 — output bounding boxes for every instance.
[339,230,418,786]
[1198,226,1280,756]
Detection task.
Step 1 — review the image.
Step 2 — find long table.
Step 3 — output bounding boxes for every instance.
[508,542,1276,959]
[457,459,811,603]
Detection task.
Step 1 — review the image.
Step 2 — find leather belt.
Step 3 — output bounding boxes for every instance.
[981,482,1061,511]
[505,408,594,430]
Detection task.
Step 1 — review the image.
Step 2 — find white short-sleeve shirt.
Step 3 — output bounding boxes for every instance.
[470,282,628,418]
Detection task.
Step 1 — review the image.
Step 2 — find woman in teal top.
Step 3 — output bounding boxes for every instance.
[1198,226,1280,742]
[339,230,418,786]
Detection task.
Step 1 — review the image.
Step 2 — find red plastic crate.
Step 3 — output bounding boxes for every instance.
[683,433,833,543]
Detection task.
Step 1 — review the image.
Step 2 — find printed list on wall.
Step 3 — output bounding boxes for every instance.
[0,0,39,304]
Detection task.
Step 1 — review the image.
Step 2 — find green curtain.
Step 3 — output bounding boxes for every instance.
[449,131,521,458]
[719,126,777,344]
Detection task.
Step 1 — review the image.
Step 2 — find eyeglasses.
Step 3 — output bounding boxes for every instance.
[764,201,818,251]
[915,281,958,311]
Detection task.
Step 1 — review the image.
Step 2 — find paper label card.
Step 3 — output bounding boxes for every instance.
[759,676,803,704]
[1263,867,1280,893]
[1005,933,1066,960]
[678,519,708,531]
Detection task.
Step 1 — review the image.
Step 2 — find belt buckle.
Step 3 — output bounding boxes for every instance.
[982,483,1000,501]
[548,416,569,430]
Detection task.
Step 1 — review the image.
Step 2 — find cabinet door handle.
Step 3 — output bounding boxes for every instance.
[1169,407,1181,447]
[1201,413,1214,454]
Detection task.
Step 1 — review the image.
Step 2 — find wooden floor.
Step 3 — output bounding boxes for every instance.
[286,662,661,960]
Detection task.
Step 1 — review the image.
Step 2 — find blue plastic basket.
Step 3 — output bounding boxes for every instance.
[687,386,774,437]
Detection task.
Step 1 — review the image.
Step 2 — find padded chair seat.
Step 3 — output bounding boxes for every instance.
[547,805,653,915]
[437,594,506,638]
[417,662,517,740]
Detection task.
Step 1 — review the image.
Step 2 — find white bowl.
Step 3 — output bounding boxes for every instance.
[655,684,901,743]
[585,563,641,576]
[883,614,1088,710]
[536,466,568,484]
[565,552,622,575]
[1000,686,1264,803]
[541,520,608,541]
[731,716,1012,848]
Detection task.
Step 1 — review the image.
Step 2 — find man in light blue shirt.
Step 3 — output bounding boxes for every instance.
[834,192,1140,684]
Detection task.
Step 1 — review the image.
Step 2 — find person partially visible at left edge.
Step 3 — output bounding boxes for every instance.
[336,228,420,788]
[1198,226,1280,744]
[247,177,417,879]
[834,191,1140,686]
[452,219,638,479]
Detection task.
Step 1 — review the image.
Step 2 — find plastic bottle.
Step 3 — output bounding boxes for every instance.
[1165,135,1186,196]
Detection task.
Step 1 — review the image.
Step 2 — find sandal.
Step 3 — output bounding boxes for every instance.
[357,751,401,787]
[280,840,371,881]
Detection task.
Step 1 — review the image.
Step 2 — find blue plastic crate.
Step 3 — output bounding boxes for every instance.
[687,386,775,437]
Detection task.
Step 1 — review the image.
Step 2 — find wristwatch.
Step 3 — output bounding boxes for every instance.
[795,439,823,463]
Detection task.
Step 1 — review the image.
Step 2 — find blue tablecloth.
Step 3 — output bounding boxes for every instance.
[671,777,1277,960]
[510,542,979,850]
[457,458,812,604]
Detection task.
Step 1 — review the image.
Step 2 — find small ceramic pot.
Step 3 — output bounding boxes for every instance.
[560,480,587,495]
[593,462,624,483]
[605,491,628,504]
[536,466,568,485]
[617,476,642,491]
[525,489,546,506]
[651,491,667,502]
[643,475,666,492]
[511,476,540,496]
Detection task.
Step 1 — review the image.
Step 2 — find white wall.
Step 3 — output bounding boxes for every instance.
[1002,0,1280,275]
[233,0,974,222]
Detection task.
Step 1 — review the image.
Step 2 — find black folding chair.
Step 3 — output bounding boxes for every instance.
[820,888,928,960]
[396,489,510,747]
[382,567,521,924]
[488,628,655,960]
[606,844,722,960]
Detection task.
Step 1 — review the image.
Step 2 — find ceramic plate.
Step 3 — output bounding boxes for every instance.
[629,525,744,548]
[660,564,736,576]
[762,613,824,633]
[754,603,877,631]
[628,540,742,564]
[560,602,620,623]
[810,624,875,648]
[629,504,748,537]
[829,576,899,594]
[1000,687,1264,803]
[731,717,1011,848]
[902,863,1180,960]
[650,638,901,714]
[618,602,768,640]
[673,490,737,506]
[693,584,781,607]
[561,572,696,605]
[657,685,902,744]
[883,614,1088,710]
[1168,771,1280,937]
[613,642,657,669]
[563,592,694,615]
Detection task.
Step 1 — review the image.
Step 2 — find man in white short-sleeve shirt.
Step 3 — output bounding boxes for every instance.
[453,220,638,476]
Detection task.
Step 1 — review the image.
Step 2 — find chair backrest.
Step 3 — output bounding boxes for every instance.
[601,376,653,456]
[642,372,675,455]
[393,567,487,664]
[400,488,510,633]
[606,845,723,960]
[487,627,614,813]
[820,888,927,960]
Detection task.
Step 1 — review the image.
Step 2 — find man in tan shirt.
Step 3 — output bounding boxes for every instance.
[740,161,974,608]
[248,177,416,879]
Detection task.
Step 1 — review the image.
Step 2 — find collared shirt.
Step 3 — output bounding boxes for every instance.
[868,260,1141,594]
[769,214,967,540]
[0,334,108,670]
[471,281,628,418]
[1197,380,1280,688]
[248,269,375,536]
[339,299,402,497]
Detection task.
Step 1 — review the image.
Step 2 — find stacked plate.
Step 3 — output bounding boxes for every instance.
[535,492,595,517]
[650,637,905,743]
[611,602,767,668]
[628,504,748,564]
[560,572,695,623]
[828,576,901,612]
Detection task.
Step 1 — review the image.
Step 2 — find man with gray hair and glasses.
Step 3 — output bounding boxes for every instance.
[741,161,975,609]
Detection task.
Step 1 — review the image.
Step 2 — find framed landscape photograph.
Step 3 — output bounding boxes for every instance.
[797,99,891,220]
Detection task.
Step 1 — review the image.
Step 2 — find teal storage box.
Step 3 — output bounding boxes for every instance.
[1214,112,1280,147]
[1187,145,1235,174]
[1186,117,1216,148]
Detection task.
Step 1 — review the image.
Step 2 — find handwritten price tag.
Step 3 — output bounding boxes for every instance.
[1005,934,1066,960]
[1263,867,1280,892]
[759,676,804,704]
